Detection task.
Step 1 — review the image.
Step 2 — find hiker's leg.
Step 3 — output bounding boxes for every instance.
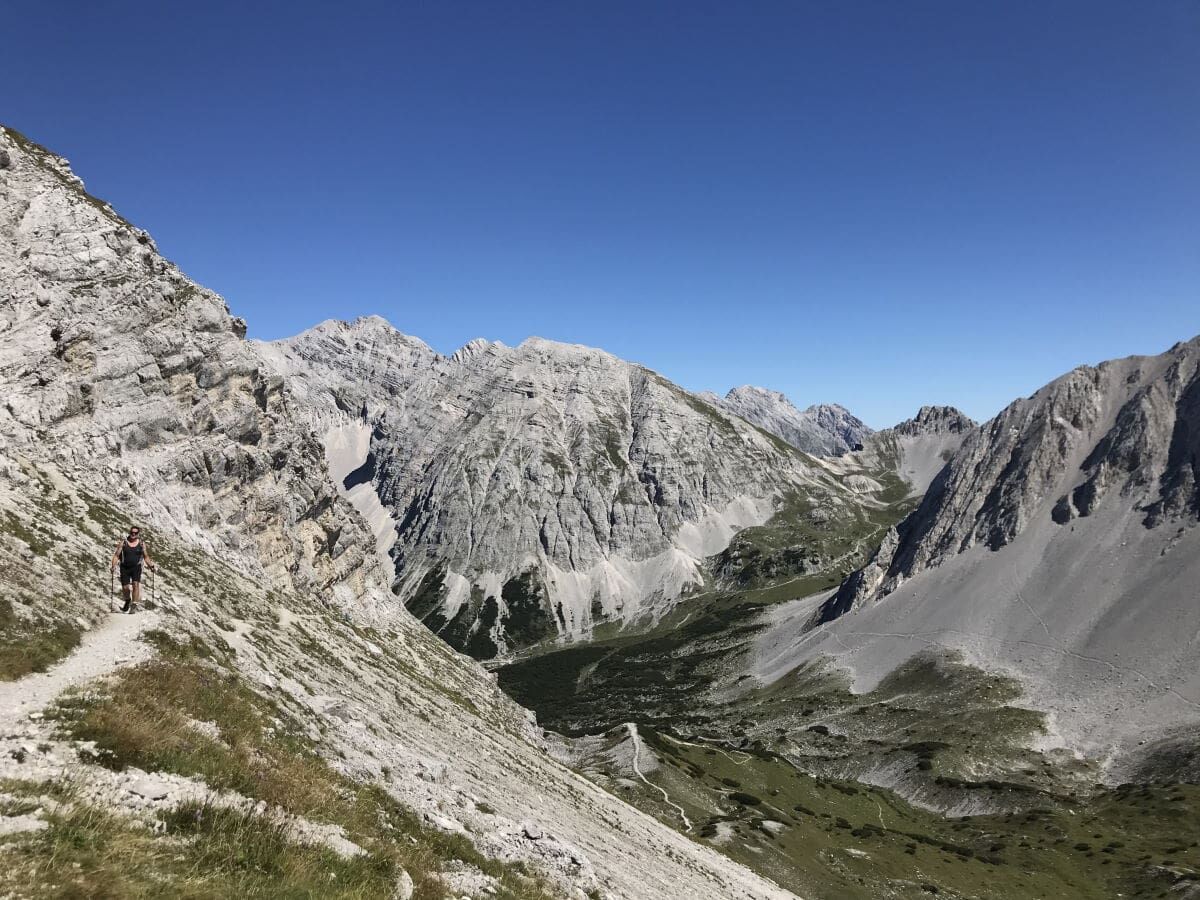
[119,568,132,610]
[132,579,141,604]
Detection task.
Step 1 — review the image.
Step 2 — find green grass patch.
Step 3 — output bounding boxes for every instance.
[0,801,404,899]
[609,726,1200,900]
[45,636,556,900]
[714,487,917,592]
[0,598,82,681]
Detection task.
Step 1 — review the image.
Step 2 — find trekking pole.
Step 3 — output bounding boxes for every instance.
[110,566,115,613]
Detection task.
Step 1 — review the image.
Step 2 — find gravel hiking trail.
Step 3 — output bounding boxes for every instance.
[0,610,160,732]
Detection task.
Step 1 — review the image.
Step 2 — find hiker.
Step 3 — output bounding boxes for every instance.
[110,526,155,613]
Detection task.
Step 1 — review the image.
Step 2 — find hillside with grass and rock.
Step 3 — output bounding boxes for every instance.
[0,123,798,900]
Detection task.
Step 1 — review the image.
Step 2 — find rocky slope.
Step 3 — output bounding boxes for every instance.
[700,386,873,456]
[0,123,798,899]
[263,320,874,659]
[830,405,977,501]
[760,340,1200,755]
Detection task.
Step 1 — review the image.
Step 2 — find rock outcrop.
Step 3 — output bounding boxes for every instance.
[0,126,377,605]
[891,404,975,438]
[838,345,1200,605]
[843,405,977,499]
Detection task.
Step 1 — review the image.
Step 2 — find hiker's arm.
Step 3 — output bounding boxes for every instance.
[144,544,155,569]
[111,543,121,568]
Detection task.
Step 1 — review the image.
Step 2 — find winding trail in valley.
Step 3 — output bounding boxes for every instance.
[627,723,693,831]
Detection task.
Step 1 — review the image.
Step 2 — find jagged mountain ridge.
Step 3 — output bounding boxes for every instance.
[0,123,799,899]
[851,404,978,499]
[263,318,882,659]
[826,345,1199,614]
[891,404,975,438]
[700,385,873,456]
[757,338,1200,754]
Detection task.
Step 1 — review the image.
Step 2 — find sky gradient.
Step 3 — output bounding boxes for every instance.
[5,1,1198,427]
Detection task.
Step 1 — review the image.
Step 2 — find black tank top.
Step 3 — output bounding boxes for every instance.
[121,539,145,567]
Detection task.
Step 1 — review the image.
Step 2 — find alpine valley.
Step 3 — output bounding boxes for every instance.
[2,123,1199,900]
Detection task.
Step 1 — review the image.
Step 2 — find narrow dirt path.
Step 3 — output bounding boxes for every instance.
[626,723,693,831]
[0,610,160,731]
[663,732,753,766]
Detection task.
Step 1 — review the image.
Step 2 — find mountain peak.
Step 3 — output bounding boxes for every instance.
[714,386,872,456]
[891,405,976,436]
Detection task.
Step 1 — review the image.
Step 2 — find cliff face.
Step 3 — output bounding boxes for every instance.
[266,320,867,657]
[772,340,1200,752]
[0,126,383,605]
[850,344,1200,604]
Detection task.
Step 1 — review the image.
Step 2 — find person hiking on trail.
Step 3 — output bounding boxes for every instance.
[110,526,155,613]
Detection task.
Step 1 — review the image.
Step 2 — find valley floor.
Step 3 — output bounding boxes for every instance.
[499,591,1200,899]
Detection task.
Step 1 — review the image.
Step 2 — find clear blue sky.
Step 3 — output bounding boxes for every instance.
[5,1,1198,427]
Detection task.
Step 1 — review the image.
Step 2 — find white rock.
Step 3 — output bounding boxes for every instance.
[392,869,414,900]
[521,821,543,841]
[0,814,47,836]
[268,318,865,658]
[127,778,171,801]
[711,387,873,456]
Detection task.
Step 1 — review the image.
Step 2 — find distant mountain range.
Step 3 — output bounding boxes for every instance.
[698,386,874,456]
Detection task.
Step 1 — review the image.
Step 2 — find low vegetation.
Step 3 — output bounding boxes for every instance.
[0,598,82,682]
[714,477,917,598]
[1,797,405,900]
[504,633,1200,898]
[20,632,556,900]
[629,725,1200,899]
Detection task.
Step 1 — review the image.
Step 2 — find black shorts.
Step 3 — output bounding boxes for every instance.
[119,565,142,586]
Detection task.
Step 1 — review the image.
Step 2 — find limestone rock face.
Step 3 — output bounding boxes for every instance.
[0,127,869,664]
[757,340,1200,754]
[857,405,978,498]
[0,126,381,608]
[704,385,873,456]
[891,405,975,438]
[266,322,861,657]
[822,340,1200,619]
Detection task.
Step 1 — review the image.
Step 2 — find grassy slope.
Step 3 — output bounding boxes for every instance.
[0,463,562,899]
[497,459,921,737]
[8,633,552,900]
[0,467,116,679]
[633,728,1200,900]
[516,650,1200,899]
